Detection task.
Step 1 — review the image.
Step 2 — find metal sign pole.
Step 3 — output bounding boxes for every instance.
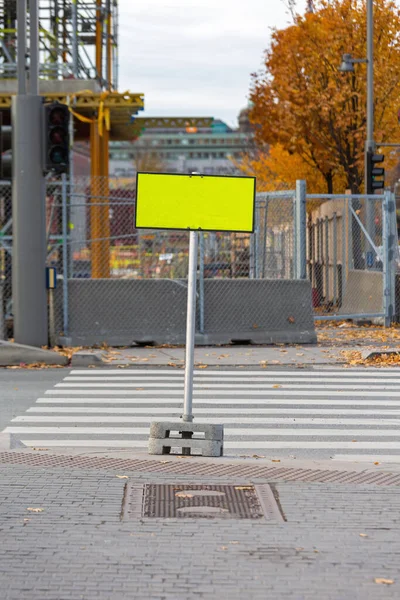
[182,230,198,422]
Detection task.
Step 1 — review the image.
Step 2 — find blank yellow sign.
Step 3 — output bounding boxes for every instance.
[135,172,256,232]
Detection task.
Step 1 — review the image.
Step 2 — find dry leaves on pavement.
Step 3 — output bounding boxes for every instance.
[374,578,394,585]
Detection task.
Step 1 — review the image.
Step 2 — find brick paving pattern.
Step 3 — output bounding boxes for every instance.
[0,461,399,600]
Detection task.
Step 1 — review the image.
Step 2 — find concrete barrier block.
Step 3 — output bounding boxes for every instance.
[56,277,316,346]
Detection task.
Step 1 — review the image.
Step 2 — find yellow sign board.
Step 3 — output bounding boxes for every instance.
[135,172,256,233]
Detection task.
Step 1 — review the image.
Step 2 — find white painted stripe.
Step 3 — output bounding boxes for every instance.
[6,426,400,437]
[69,369,400,376]
[18,440,400,449]
[37,397,400,405]
[46,389,400,397]
[25,407,400,415]
[55,382,400,390]
[332,454,400,462]
[12,416,400,426]
[63,376,400,385]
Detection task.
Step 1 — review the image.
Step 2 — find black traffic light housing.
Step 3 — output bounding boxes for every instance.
[43,102,70,174]
[0,111,12,180]
[366,150,385,194]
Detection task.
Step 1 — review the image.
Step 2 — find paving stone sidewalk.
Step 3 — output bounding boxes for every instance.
[0,458,399,600]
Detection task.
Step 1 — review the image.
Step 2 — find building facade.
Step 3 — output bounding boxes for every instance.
[109,113,252,178]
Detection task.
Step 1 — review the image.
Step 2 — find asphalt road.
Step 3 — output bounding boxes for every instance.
[1,366,400,464]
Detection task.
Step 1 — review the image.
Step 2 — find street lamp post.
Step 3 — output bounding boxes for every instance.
[339,0,375,267]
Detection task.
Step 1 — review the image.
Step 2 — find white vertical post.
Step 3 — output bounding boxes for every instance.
[182,230,198,422]
[295,180,307,279]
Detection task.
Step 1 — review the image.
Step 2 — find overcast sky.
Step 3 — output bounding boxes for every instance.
[118,0,308,127]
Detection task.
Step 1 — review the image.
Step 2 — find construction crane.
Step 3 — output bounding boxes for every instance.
[0,1,212,278]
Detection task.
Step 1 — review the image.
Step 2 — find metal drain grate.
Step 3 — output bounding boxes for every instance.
[121,483,284,520]
[1,452,400,487]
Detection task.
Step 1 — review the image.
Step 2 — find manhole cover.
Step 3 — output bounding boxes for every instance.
[122,483,284,520]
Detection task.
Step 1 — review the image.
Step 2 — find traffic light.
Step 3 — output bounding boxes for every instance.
[0,111,12,180]
[366,150,385,194]
[43,102,70,174]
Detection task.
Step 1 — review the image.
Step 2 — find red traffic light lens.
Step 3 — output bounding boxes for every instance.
[49,126,65,145]
[48,107,67,126]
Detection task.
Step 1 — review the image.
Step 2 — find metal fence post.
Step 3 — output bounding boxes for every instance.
[333,212,337,307]
[61,174,69,337]
[199,232,205,334]
[0,281,4,339]
[249,231,255,279]
[324,215,329,303]
[382,190,395,327]
[341,201,347,304]
[295,180,307,279]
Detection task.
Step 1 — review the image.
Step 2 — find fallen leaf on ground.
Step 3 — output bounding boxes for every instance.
[374,579,394,585]
[359,533,368,538]
[272,459,281,463]
[273,384,282,389]
[374,462,380,465]
[220,546,228,550]
[288,316,295,324]
[197,364,208,369]
[27,508,44,513]
[175,493,193,498]
[234,486,253,490]
[116,475,129,479]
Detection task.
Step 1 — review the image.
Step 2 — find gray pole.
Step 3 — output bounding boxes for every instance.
[72,0,79,77]
[365,0,375,262]
[182,230,198,423]
[12,0,47,346]
[295,180,307,279]
[16,0,27,95]
[366,0,374,153]
[29,0,39,95]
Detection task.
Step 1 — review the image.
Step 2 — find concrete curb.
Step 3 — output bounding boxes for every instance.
[362,348,400,360]
[0,340,68,366]
[0,433,26,451]
[70,351,107,367]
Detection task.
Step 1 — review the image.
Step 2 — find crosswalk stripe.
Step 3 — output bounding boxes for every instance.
[69,369,400,376]
[12,416,400,425]
[37,397,400,406]
[63,376,400,385]
[332,454,400,462]
[5,426,400,437]
[56,381,400,390]
[25,407,400,415]
[16,439,400,450]
[46,389,400,397]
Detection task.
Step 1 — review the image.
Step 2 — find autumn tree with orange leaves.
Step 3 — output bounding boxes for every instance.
[248,0,400,193]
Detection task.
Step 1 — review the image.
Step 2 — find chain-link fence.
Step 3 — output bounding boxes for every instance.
[1,177,398,344]
[305,193,397,325]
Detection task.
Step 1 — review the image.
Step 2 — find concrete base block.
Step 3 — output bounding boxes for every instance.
[148,421,224,457]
